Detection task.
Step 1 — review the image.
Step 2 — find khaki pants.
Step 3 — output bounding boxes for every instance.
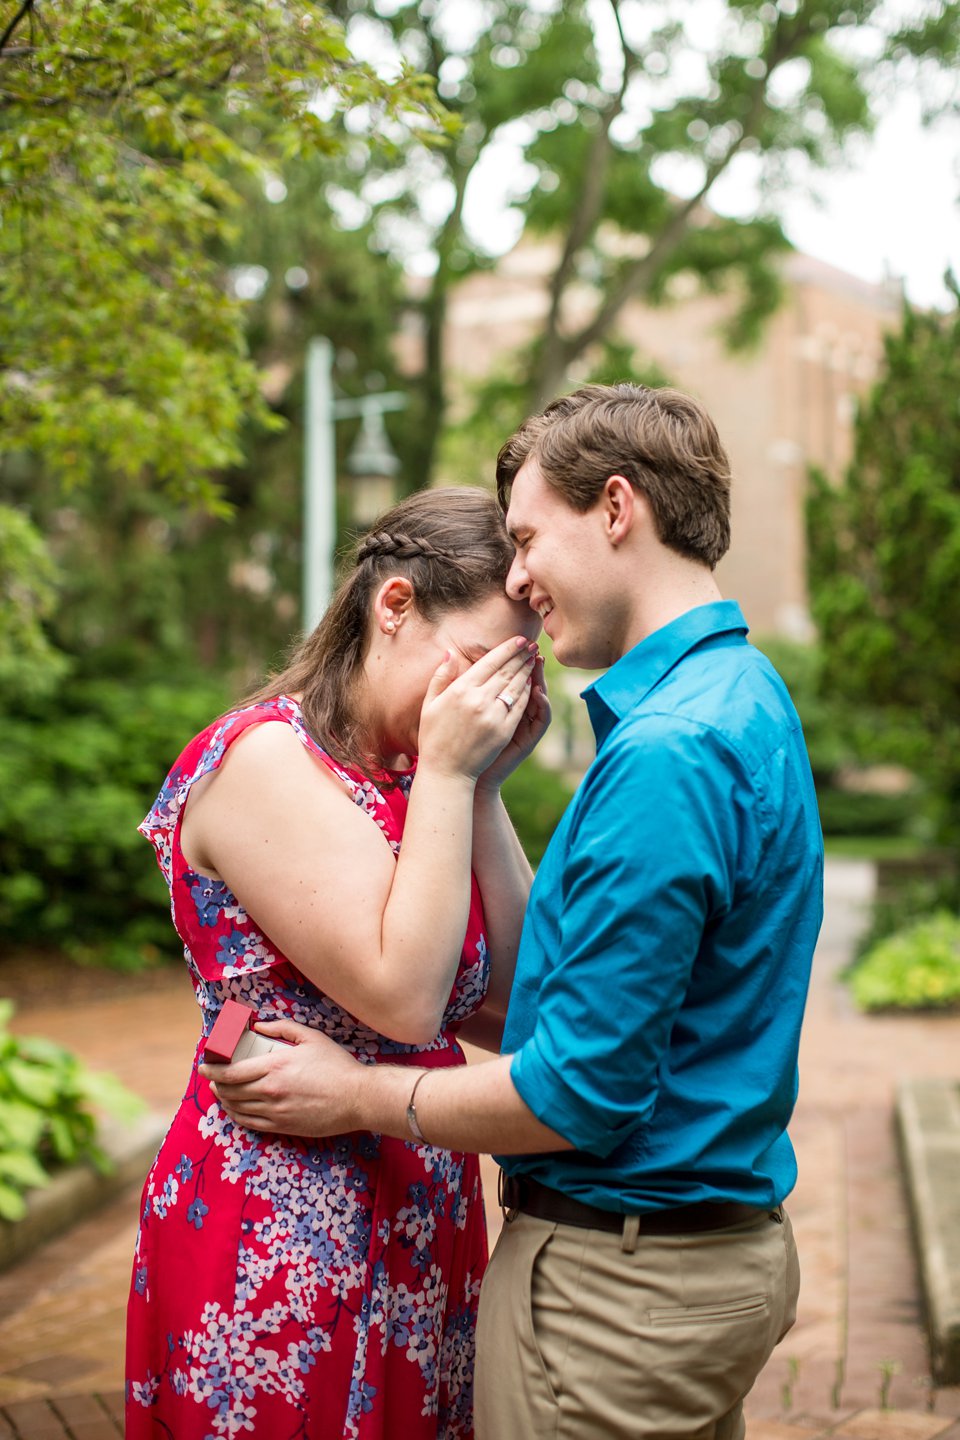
[475,1207,799,1439]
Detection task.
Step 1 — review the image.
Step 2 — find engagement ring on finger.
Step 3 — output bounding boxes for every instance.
[496,691,516,711]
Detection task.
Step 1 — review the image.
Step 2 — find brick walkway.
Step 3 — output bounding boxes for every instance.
[0,1392,122,1439]
[1,858,959,1437]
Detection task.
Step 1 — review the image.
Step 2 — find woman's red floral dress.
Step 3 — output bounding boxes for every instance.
[126,697,489,1439]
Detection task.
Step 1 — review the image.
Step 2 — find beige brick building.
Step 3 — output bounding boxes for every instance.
[427,239,904,640]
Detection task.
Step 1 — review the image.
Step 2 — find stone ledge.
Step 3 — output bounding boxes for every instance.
[896,1078,960,1385]
[0,1111,166,1274]
[748,1410,960,1438]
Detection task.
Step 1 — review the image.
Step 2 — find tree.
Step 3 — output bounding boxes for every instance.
[0,0,441,506]
[329,0,955,481]
[885,1,959,121]
[0,0,446,685]
[0,503,66,697]
[806,277,960,851]
[2,159,416,685]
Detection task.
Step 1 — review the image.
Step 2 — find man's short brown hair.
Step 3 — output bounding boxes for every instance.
[496,383,732,569]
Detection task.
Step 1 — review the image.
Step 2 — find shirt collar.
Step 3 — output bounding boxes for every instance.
[583,600,749,748]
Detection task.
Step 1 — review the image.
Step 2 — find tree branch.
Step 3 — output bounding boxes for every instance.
[0,0,35,56]
[540,0,636,360]
[558,9,813,369]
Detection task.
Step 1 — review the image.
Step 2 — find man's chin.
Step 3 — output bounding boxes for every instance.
[553,635,608,671]
[550,634,578,669]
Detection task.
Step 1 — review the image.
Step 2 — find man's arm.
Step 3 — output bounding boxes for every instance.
[203,1025,572,1154]
[503,713,742,1155]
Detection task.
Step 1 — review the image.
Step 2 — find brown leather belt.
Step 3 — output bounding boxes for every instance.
[499,1172,775,1236]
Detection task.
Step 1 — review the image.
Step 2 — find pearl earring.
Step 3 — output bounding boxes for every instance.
[386,620,396,633]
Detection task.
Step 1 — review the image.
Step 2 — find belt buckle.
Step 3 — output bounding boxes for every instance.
[498,1169,521,1225]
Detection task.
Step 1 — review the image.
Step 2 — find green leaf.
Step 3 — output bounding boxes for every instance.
[76,1070,147,1123]
[0,1183,27,1222]
[0,1150,50,1190]
[0,1100,46,1151]
[5,1059,61,1110]
[46,1114,80,1165]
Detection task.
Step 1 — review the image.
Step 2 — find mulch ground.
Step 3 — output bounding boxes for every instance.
[1,952,182,1015]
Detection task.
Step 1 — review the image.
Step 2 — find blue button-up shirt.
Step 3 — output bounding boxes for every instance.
[498,600,823,1212]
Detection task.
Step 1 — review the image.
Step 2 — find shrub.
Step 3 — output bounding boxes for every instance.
[815,787,918,839]
[0,999,145,1220]
[755,636,857,783]
[502,760,574,868]
[0,671,231,968]
[851,910,960,1012]
[755,636,929,842]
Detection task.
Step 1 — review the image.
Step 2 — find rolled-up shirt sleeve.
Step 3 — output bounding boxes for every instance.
[509,713,746,1156]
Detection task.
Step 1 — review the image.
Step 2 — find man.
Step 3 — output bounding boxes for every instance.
[209,383,823,1438]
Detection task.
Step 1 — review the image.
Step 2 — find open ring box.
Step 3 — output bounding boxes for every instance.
[203,997,284,1063]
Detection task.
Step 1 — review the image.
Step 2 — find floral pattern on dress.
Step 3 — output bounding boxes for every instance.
[126,698,489,1439]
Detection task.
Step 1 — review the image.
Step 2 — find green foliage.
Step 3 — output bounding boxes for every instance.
[0,505,69,698]
[884,4,959,121]
[0,0,444,511]
[753,636,855,782]
[1,179,417,685]
[0,672,231,968]
[854,863,960,971]
[851,911,960,1012]
[754,635,930,843]
[754,632,921,792]
[816,788,918,839]
[806,280,960,849]
[501,760,574,868]
[0,999,144,1221]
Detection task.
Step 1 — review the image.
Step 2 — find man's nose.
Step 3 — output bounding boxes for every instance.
[505,553,530,602]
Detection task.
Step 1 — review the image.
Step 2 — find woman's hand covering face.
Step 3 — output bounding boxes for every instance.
[415,636,539,783]
[475,652,550,791]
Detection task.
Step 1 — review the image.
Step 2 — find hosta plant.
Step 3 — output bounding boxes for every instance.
[851,911,960,1013]
[0,999,144,1221]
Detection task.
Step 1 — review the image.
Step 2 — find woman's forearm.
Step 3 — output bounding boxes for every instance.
[375,765,478,1040]
[470,787,533,1015]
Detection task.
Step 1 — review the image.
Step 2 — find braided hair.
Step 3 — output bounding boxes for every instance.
[243,487,514,776]
[355,530,452,565]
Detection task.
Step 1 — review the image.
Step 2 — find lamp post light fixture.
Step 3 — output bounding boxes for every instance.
[344,402,402,529]
[302,336,406,632]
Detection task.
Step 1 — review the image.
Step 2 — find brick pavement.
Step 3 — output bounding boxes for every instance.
[0,857,959,1436]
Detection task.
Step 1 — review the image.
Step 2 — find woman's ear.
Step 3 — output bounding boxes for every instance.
[373,576,415,635]
[602,474,637,546]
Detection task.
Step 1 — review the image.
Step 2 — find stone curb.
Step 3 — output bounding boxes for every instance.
[0,1111,167,1274]
[896,1078,960,1384]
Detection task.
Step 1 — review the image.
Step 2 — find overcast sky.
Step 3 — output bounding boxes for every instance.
[760,98,959,309]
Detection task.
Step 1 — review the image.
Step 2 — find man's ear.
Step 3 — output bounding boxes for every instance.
[602,474,638,546]
[373,576,415,634]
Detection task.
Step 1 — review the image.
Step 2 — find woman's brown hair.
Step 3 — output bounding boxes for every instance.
[244,487,514,774]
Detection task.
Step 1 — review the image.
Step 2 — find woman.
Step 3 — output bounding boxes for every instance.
[125,487,546,1440]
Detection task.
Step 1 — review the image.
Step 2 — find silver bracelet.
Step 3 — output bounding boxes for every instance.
[406,1070,430,1144]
